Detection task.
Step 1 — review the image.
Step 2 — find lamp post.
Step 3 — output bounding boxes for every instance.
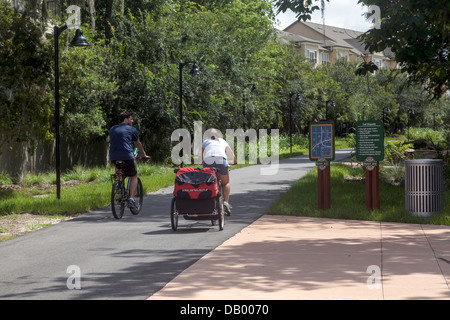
[289,92,301,153]
[178,60,200,167]
[433,113,439,130]
[325,99,335,121]
[407,108,414,140]
[178,60,200,129]
[382,106,390,131]
[54,26,89,199]
[242,84,257,130]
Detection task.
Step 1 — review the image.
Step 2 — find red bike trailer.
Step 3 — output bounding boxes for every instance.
[170,167,224,231]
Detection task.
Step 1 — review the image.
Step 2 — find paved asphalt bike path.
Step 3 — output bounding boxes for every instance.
[0,150,351,300]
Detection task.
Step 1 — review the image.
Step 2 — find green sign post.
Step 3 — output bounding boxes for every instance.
[355,120,384,211]
[355,120,384,162]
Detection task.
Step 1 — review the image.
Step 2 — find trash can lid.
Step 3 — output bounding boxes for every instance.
[405,159,443,165]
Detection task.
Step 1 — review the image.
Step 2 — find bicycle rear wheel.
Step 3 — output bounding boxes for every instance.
[216,180,224,231]
[111,180,125,219]
[129,177,143,215]
[170,198,178,231]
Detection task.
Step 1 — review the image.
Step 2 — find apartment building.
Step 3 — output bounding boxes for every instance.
[278,20,396,69]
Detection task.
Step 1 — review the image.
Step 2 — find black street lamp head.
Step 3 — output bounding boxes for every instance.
[70,28,90,47]
[189,63,200,75]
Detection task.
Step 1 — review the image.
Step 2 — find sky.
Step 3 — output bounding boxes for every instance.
[273,0,371,32]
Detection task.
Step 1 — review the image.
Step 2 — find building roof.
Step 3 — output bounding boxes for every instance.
[343,38,371,55]
[275,29,322,46]
[301,21,361,50]
[282,21,395,60]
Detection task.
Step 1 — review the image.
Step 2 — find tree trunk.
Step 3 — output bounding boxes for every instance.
[104,0,113,43]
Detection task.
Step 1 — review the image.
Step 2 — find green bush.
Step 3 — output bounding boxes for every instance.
[406,127,445,142]
[0,171,12,185]
[384,141,413,164]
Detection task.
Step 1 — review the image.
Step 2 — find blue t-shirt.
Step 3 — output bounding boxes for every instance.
[109,124,139,161]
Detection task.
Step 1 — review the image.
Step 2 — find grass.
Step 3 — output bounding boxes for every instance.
[0,136,377,217]
[267,163,450,226]
[3,134,447,227]
[0,140,312,218]
[0,163,176,217]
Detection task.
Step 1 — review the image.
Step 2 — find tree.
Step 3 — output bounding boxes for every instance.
[359,0,449,98]
[355,61,378,94]
[274,0,329,21]
[99,0,281,161]
[0,0,52,151]
[273,0,450,98]
[58,43,116,142]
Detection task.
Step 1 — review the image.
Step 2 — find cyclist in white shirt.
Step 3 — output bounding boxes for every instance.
[202,129,237,215]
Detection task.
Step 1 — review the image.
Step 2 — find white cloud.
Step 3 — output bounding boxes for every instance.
[274,0,371,32]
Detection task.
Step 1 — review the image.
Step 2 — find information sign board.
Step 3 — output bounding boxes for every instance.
[309,122,335,161]
[355,120,384,162]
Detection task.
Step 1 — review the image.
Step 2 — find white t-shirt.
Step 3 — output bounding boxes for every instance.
[202,137,229,165]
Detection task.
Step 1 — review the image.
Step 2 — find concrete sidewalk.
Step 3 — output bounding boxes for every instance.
[148,215,450,300]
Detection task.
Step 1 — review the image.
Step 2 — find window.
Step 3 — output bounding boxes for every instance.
[307,49,318,65]
[322,53,329,65]
[46,0,58,16]
[373,58,382,68]
[337,51,349,61]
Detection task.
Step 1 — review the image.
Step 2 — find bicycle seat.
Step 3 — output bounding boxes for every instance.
[114,160,125,169]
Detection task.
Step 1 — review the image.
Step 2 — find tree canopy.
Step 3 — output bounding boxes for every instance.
[0,0,448,164]
[274,0,450,98]
[0,0,52,150]
[359,0,450,98]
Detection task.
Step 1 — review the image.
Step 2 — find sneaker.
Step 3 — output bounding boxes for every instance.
[224,201,232,216]
[128,198,138,209]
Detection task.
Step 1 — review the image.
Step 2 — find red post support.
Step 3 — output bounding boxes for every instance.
[318,167,324,210]
[318,162,331,210]
[324,162,331,209]
[365,167,372,210]
[372,162,380,210]
[365,162,380,210]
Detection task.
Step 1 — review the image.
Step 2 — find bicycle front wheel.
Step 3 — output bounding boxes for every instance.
[170,198,178,231]
[130,177,143,215]
[216,180,224,231]
[111,180,125,219]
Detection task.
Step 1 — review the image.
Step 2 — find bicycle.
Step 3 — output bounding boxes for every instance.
[210,174,224,229]
[110,161,143,219]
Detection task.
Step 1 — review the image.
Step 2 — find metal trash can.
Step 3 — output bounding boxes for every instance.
[405,159,443,216]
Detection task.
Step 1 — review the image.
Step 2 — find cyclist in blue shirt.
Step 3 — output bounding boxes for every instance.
[109,111,150,209]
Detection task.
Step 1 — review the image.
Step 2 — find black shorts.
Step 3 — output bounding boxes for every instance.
[202,160,229,175]
[112,159,137,177]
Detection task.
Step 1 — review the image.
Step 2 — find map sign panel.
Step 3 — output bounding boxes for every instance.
[309,122,335,161]
[356,120,384,161]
